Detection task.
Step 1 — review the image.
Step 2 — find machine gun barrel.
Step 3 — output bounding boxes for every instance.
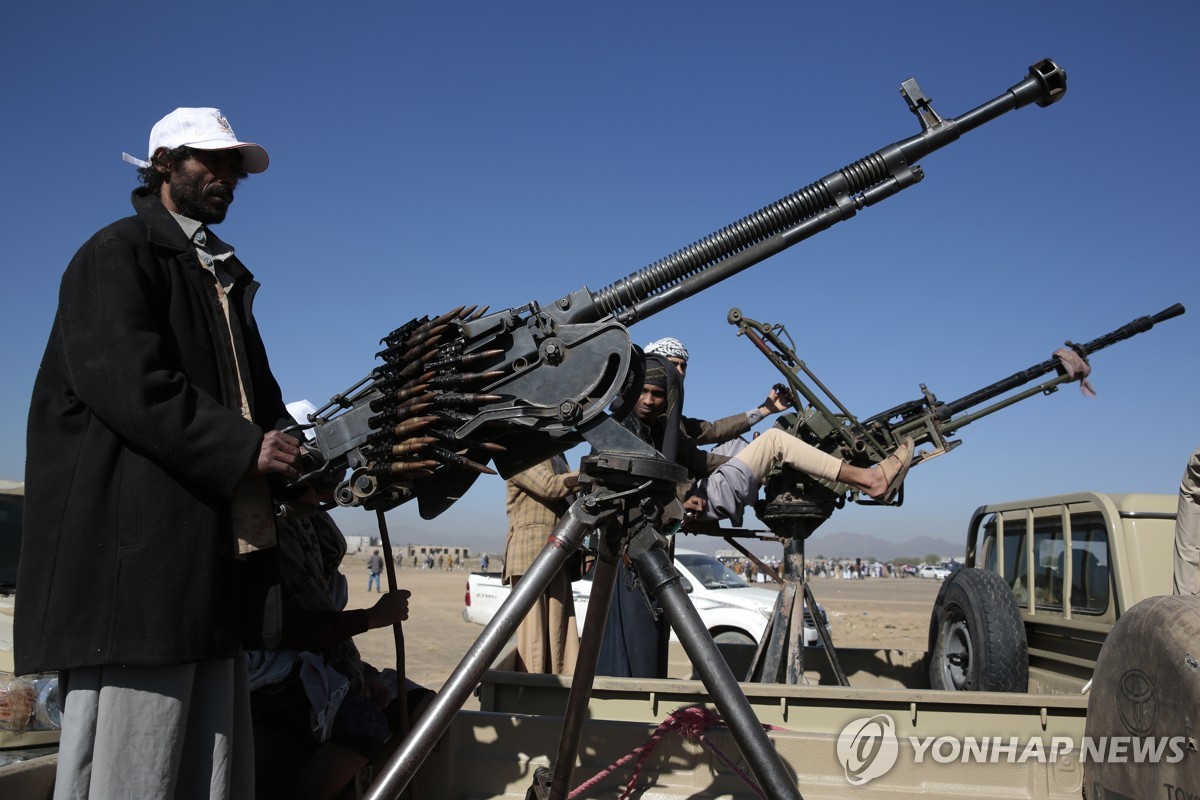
[572,59,1066,327]
[936,303,1185,420]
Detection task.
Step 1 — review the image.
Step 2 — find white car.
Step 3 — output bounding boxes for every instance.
[466,548,830,647]
[576,550,828,645]
[918,565,951,580]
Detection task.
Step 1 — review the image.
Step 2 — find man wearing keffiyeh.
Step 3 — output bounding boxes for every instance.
[596,353,692,678]
[645,336,794,449]
[597,352,914,678]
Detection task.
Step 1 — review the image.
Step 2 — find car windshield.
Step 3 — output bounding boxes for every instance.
[677,553,751,589]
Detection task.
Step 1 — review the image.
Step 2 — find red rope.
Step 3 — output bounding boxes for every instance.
[567,706,787,799]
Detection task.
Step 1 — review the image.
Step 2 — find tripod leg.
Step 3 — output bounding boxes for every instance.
[544,551,620,800]
[363,498,611,800]
[755,582,795,683]
[785,539,805,685]
[803,581,848,687]
[629,540,802,800]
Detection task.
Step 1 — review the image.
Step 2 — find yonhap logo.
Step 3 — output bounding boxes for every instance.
[834,712,1186,785]
[836,714,899,785]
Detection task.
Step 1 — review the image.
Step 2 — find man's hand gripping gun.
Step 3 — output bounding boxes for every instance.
[290,60,1069,518]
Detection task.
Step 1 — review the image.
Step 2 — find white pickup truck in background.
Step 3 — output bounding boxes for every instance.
[464,548,829,646]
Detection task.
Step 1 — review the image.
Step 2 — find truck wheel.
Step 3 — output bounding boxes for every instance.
[928,568,1027,692]
[713,630,755,645]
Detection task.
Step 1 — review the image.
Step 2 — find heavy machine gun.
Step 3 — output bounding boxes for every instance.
[349,59,1080,800]
[691,303,1185,687]
[726,303,1186,541]
[295,59,1069,523]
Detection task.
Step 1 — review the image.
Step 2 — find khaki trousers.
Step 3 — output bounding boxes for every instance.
[734,428,843,483]
[1174,447,1200,595]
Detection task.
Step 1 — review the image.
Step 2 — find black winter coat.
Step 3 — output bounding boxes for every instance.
[15,189,291,674]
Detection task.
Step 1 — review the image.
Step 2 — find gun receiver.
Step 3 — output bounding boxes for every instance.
[296,59,1068,517]
[729,303,1185,537]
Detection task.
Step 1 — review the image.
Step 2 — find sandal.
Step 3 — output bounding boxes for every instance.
[873,438,914,504]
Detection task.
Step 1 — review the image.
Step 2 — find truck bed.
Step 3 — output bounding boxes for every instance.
[415,642,1089,799]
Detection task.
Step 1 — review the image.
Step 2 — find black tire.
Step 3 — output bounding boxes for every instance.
[1083,596,1200,797]
[927,567,1028,692]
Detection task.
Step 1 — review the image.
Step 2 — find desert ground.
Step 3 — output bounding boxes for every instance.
[340,549,943,709]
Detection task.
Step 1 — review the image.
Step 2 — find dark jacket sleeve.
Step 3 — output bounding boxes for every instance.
[55,231,263,498]
[281,608,370,650]
[674,436,731,478]
[681,412,751,447]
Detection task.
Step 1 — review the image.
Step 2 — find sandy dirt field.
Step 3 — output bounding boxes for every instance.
[341,550,944,710]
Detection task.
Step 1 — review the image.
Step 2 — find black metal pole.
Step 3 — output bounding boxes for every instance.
[546,550,621,800]
[363,499,610,800]
[631,542,802,800]
[374,511,413,763]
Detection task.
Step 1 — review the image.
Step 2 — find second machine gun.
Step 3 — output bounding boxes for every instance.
[725,302,1186,541]
[701,303,1183,687]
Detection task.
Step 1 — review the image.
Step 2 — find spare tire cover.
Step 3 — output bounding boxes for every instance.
[1084,594,1200,797]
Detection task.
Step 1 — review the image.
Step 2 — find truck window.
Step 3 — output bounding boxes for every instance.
[981,514,1029,606]
[1061,512,1110,615]
[1032,522,1064,607]
[1031,512,1109,615]
[981,509,1109,616]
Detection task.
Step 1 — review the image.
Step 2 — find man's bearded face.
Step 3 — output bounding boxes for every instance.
[168,165,233,224]
[163,149,242,225]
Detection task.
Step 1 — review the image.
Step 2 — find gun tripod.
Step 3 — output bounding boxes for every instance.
[363,446,802,800]
[734,500,849,688]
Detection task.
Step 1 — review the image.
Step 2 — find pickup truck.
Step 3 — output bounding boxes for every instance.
[4,492,1193,799]
[414,491,1194,799]
[464,548,831,647]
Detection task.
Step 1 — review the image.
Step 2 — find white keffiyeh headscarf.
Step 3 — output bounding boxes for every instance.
[644,337,689,362]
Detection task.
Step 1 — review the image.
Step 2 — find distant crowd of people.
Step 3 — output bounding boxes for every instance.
[717,557,914,581]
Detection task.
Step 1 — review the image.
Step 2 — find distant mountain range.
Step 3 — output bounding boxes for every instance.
[800,530,962,562]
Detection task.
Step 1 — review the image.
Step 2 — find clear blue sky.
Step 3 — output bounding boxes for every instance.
[3,2,1197,557]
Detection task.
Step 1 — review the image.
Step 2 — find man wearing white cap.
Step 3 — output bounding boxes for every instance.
[17,107,298,799]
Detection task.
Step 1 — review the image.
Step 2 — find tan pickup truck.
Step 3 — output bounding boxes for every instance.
[2,490,1195,799]
[402,491,1196,799]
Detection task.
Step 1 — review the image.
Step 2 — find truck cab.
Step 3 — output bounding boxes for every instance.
[964,492,1175,694]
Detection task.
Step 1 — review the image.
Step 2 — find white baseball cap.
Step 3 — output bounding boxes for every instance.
[122,107,269,173]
